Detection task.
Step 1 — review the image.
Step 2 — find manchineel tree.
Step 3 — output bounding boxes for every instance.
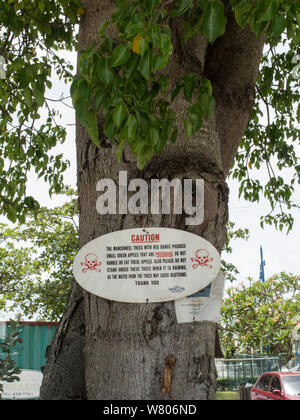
[0,0,299,400]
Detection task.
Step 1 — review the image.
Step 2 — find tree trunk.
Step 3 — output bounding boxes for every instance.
[40,0,264,400]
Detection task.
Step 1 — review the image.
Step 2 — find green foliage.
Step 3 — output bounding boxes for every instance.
[0,0,82,222]
[230,0,300,232]
[230,0,300,42]
[232,43,300,232]
[0,188,79,320]
[0,0,299,230]
[70,0,217,170]
[202,0,227,44]
[0,319,22,398]
[221,222,250,282]
[220,274,300,361]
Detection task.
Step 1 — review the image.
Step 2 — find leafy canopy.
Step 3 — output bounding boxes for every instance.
[220,273,300,362]
[0,0,299,230]
[0,0,82,223]
[0,188,78,321]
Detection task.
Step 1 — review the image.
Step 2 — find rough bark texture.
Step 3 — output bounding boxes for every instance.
[40,0,264,400]
[40,284,85,400]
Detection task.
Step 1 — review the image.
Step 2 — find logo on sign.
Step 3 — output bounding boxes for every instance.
[81,253,102,273]
[191,249,213,269]
[168,286,185,293]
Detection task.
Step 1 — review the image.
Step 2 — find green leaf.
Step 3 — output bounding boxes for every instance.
[137,145,154,170]
[258,0,277,23]
[32,84,45,107]
[125,54,139,79]
[140,49,152,81]
[116,140,126,164]
[183,73,197,102]
[159,33,173,56]
[150,126,159,146]
[159,74,169,94]
[149,25,160,46]
[188,105,203,132]
[104,116,115,140]
[171,82,183,101]
[202,0,226,44]
[78,79,89,99]
[38,0,45,13]
[94,89,107,109]
[270,13,286,38]
[99,21,109,37]
[70,75,82,106]
[126,114,138,140]
[113,103,127,129]
[97,58,114,85]
[250,17,268,38]
[111,44,131,67]
[153,54,169,72]
[170,0,193,17]
[24,196,36,209]
[204,95,216,119]
[139,38,149,57]
[185,119,192,140]
[23,87,32,108]
[7,205,17,223]
[85,110,100,148]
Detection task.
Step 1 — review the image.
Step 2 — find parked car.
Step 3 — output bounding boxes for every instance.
[250,372,300,400]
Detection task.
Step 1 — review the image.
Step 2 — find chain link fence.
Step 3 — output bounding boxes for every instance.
[216,354,284,391]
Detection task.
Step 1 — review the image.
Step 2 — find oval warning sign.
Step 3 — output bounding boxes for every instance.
[73,228,221,303]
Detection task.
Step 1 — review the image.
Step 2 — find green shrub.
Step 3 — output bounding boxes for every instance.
[0,320,22,398]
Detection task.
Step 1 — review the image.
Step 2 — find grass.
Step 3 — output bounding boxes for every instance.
[216,391,240,400]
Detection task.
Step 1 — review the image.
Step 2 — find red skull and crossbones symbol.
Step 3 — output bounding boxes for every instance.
[191,249,213,269]
[81,253,102,273]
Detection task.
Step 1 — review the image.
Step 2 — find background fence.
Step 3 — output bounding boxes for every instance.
[0,322,293,394]
[216,354,284,391]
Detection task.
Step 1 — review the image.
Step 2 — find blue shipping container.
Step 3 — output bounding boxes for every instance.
[0,321,58,371]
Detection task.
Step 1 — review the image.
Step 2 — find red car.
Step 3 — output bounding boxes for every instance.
[250,371,300,400]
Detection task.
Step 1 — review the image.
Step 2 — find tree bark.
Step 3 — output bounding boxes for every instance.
[40,0,264,400]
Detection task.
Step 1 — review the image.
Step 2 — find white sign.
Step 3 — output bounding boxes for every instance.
[0,370,42,400]
[175,272,225,323]
[73,228,221,303]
